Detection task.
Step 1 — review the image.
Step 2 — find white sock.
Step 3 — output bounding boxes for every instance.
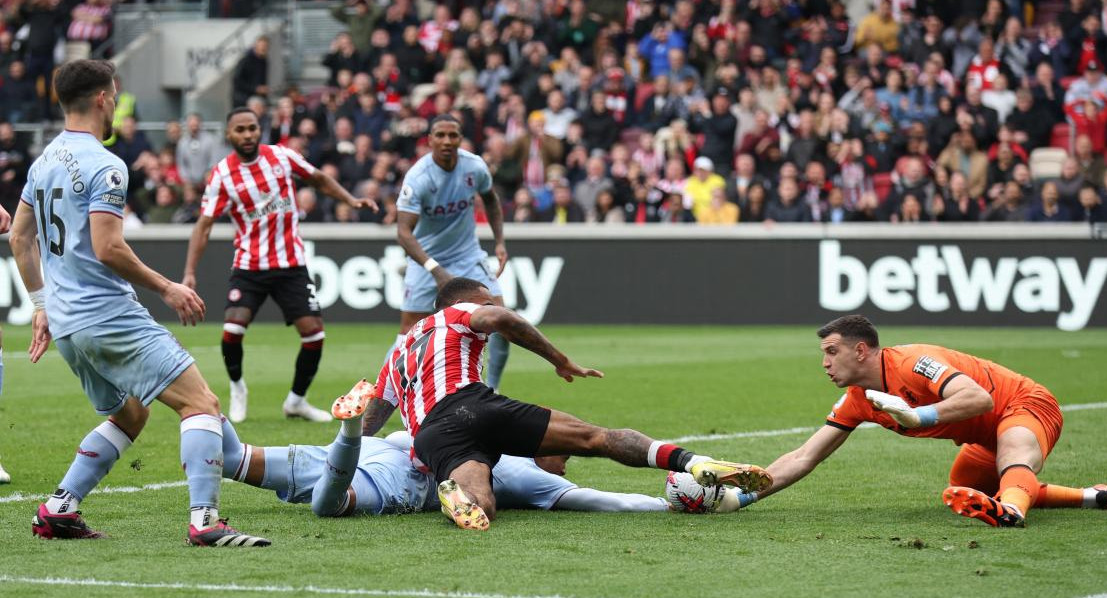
[190,506,219,529]
[1083,487,1101,508]
[340,416,363,439]
[285,391,304,407]
[44,489,79,515]
[684,454,711,472]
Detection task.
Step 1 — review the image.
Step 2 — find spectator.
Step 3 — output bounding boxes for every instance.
[1073,134,1106,185]
[766,177,812,222]
[983,180,1028,221]
[638,22,686,79]
[17,0,65,118]
[932,171,983,221]
[1031,62,1066,122]
[573,156,614,220]
[579,91,618,153]
[0,121,28,214]
[690,89,738,175]
[937,131,989,198]
[1066,98,1107,154]
[322,32,364,87]
[1006,89,1054,150]
[176,113,220,189]
[740,182,768,223]
[512,112,563,192]
[1054,157,1086,213]
[66,0,113,59]
[330,0,383,55]
[697,187,739,225]
[540,179,586,223]
[109,116,152,170]
[981,73,1017,123]
[895,193,927,223]
[339,134,375,191]
[0,61,38,123]
[658,190,696,224]
[509,188,538,223]
[1080,183,1107,223]
[233,36,270,106]
[856,0,900,54]
[985,142,1021,192]
[541,89,577,140]
[592,189,625,224]
[145,184,180,224]
[684,156,726,221]
[1028,181,1073,222]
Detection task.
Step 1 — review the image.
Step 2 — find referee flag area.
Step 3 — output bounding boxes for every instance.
[0,323,1105,597]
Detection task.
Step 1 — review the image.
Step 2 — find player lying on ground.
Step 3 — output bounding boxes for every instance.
[732,315,1106,527]
[365,277,772,530]
[218,380,673,516]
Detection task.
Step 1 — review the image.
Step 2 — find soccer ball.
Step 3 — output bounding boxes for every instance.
[665,471,724,513]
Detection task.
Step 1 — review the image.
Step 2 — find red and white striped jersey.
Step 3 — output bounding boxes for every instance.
[373,303,488,437]
[201,144,317,271]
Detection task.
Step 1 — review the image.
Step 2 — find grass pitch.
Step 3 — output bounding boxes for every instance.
[0,323,1105,597]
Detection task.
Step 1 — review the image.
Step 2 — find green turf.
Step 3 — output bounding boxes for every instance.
[0,323,1105,597]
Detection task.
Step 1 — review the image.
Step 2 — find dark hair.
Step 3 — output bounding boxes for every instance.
[435,277,488,310]
[226,106,257,123]
[428,113,462,134]
[817,315,880,348]
[54,59,115,113]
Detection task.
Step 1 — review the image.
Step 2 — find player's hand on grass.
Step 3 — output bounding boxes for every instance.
[28,309,52,363]
[494,242,508,277]
[864,389,924,428]
[555,361,604,383]
[161,282,206,326]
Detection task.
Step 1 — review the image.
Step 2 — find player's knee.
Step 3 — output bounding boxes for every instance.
[182,388,221,418]
[222,320,248,342]
[300,328,325,350]
[311,496,343,518]
[110,399,150,439]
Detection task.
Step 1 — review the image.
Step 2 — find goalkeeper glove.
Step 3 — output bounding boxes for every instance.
[864,389,939,428]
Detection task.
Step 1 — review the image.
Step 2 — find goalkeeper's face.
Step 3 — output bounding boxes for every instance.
[820,334,862,388]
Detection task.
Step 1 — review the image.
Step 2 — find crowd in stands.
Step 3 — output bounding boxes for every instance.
[5,0,1107,226]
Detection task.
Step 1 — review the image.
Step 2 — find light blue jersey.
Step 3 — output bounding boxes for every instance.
[285,435,574,515]
[397,149,493,266]
[20,130,144,339]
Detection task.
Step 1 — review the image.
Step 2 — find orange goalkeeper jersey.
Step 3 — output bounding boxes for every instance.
[825,344,1060,449]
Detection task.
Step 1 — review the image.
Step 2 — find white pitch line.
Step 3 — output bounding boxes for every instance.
[0,575,578,598]
[2,401,1105,505]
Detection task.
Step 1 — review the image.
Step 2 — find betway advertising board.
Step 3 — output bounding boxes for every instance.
[0,226,1102,330]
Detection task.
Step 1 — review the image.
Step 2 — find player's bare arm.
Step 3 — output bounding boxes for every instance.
[468,305,603,382]
[759,425,851,498]
[397,211,454,288]
[306,169,379,212]
[865,375,993,429]
[182,214,216,289]
[90,213,206,326]
[360,399,397,437]
[8,202,51,362]
[479,188,508,276]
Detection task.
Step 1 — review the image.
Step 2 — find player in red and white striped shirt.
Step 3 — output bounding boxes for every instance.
[183,107,376,424]
[362,277,773,531]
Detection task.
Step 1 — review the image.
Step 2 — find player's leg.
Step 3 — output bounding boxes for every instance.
[948,443,1001,496]
[440,460,494,530]
[158,364,269,546]
[494,454,668,512]
[944,409,1056,527]
[32,333,146,540]
[310,380,375,517]
[535,408,773,492]
[273,267,331,421]
[0,342,7,484]
[387,261,435,362]
[223,271,261,423]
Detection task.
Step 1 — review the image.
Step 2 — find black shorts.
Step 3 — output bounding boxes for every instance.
[226,267,321,325]
[413,383,552,483]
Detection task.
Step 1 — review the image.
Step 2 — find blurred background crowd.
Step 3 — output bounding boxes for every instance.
[0,0,1106,226]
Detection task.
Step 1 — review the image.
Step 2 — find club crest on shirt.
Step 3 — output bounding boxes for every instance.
[106,168,125,190]
[465,174,474,188]
[912,356,948,382]
[272,165,285,177]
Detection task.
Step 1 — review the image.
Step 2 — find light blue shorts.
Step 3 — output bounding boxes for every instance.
[402,255,503,313]
[491,455,577,510]
[55,313,195,416]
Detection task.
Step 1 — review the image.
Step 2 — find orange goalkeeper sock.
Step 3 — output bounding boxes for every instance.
[998,465,1040,516]
[1034,483,1085,508]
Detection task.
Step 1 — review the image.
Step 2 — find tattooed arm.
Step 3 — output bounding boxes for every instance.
[361,399,397,436]
[469,306,603,383]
